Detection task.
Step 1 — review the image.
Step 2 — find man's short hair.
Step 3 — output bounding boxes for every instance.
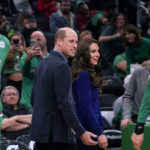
[54,29,67,44]
[1,86,19,97]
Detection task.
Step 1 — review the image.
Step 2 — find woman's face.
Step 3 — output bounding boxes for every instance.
[11,34,22,45]
[81,33,93,40]
[115,15,125,28]
[89,43,100,66]
[125,31,136,43]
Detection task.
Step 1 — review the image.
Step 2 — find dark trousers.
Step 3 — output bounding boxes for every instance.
[34,142,77,150]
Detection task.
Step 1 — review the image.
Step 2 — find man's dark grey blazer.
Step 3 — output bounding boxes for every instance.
[30,51,85,143]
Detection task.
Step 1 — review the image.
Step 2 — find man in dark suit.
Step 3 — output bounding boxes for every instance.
[30,27,98,150]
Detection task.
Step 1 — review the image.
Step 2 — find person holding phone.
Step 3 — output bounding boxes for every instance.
[71,39,108,150]
[3,32,27,96]
[19,30,49,109]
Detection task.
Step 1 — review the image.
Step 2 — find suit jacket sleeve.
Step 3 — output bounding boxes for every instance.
[54,63,85,137]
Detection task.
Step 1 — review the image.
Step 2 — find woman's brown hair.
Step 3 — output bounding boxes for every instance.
[71,38,103,88]
[4,32,27,69]
[124,24,141,47]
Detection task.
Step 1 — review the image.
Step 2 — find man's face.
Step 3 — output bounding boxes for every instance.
[30,32,46,51]
[80,3,89,15]
[2,88,19,106]
[60,1,70,14]
[59,30,78,58]
[125,31,136,43]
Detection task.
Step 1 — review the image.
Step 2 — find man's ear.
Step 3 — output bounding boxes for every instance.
[57,38,63,47]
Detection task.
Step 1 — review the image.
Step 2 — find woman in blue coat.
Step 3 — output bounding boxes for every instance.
[71,38,108,150]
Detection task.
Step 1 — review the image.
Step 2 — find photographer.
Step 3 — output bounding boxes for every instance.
[20,31,49,109]
[2,32,27,96]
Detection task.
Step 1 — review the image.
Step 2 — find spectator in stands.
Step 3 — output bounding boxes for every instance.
[20,31,49,109]
[98,12,128,64]
[2,32,27,96]
[72,39,108,150]
[14,12,38,47]
[79,30,93,40]
[124,24,150,74]
[87,2,116,39]
[121,65,150,130]
[1,86,32,140]
[76,0,98,32]
[49,0,78,33]
[0,10,12,36]
[13,0,34,15]
[140,2,150,38]
[14,12,34,31]
[37,0,57,18]
[113,52,127,81]
[0,2,9,16]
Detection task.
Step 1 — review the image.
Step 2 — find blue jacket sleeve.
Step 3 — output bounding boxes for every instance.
[74,71,103,135]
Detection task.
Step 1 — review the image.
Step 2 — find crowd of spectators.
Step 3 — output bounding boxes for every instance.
[1,0,150,149]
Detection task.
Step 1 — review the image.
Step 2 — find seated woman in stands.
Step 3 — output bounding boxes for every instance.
[124,24,150,74]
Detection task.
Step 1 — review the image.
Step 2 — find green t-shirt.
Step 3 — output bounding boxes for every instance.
[113,52,127,79]
[126,37,150,74]
[4,51,22,74]
[20,53,49,108]
[91,11,104,26]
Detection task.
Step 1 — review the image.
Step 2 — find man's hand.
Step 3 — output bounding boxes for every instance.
[121,118,132,130]
[80,131,98,146]
[98,134,108,149]
[114,33,122,39]
[100,17,108,24]
[142,60,150,66]
[131,132,144,150]
[26,45,44,62]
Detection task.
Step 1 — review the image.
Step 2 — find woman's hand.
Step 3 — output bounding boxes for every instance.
[98,134,108,149]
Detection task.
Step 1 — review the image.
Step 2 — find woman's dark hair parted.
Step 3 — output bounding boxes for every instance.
[71,38,103,88]
[124,24,142,47]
